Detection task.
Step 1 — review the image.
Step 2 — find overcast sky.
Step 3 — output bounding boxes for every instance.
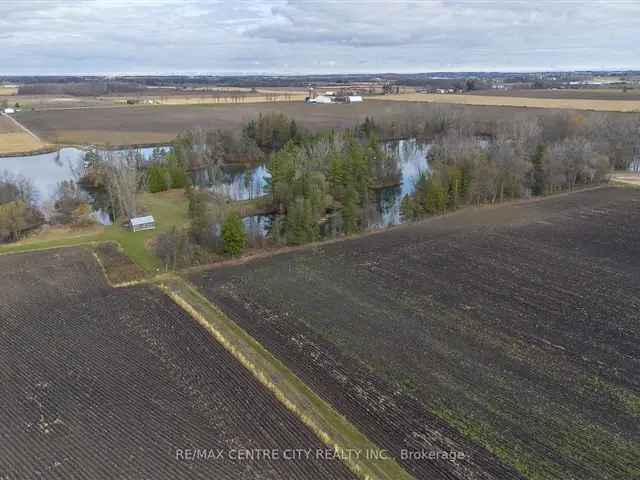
[1,0,639,75]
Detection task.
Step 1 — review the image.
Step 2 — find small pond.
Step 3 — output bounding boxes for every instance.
[3,138,431,236]
[0,146,169,225]
[237,138,431,239]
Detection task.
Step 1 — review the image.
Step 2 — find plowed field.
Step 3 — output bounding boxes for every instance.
[190,187,640,480]
[0,248,355,479]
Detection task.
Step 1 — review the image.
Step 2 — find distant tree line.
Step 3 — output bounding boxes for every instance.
[18,81,145,96]
[361,105,640,171]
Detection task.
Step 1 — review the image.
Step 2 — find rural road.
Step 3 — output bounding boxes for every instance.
[1,112,43,144]
[610,172,640,186]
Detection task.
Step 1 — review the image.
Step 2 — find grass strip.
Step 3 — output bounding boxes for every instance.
[157,275,415,480]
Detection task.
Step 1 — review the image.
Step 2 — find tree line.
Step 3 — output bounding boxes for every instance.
[400,115,615,221]
[3,107,638,258]
[0,172,43,242]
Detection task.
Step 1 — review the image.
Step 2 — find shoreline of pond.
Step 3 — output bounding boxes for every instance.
[0,135,428,161]
[0,141,173,160]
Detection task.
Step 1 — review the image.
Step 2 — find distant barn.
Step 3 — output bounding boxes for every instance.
[129,215,156,232]
[306,95,333,104]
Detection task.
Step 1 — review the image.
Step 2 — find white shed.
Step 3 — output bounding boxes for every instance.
[347,96,363,103]
[130,215,156,232]
[3,108,16,114]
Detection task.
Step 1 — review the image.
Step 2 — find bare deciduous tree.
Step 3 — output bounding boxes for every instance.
[103,152,139,220]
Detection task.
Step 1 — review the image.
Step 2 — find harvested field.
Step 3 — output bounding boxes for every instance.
[2,89,306,112]
[468,88,640,101]
[190,187,640,480]
[13,101,640,147]
[0,248,356,480]
[376,93,640,112]
[1,94,123,110]
[0,114,46,155]
[0,86,18,96]
[143,92,307,105]
[611,172,640,186]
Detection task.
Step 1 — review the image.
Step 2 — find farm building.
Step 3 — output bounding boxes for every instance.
[129,215,156,232]
[347,96,363,103]
[3,108,16,114]
[306,95,334,104]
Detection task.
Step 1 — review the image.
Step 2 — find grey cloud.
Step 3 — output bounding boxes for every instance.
[1,0,639,74]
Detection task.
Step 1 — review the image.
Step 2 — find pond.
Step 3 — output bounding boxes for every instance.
[3,138,431,237]
[238,138,431,240]
[367,138,431,228]
[0,146,167,224]
[0,147,175,204]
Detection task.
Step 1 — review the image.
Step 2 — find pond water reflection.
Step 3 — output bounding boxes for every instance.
[3,138,431,236]
[239,138,431,240]
[0,146,166,224]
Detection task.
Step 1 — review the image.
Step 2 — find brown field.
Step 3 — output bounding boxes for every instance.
[0,247,356,479]
[377,92,640,112]
[0,86,18,96]
[14,100,640,148]
[611,172,640,186]
[4,88,307,112]
[146,92,307,106]
[469,88,640,101]
[0,115,47,155]
[189,186,640,480]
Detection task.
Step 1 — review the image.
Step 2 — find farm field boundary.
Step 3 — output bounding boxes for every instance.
[188,186,640,480]
[0,248,357,479]
[0,113,48,155]
[374,93,640,112]
[184,184,609,276]
[610,172,640,187]
[13,100,640,150]
[2,113,43,143]
[158,275,414,480]
[0,184,608,276]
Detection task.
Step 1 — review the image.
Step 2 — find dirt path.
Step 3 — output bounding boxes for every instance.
[1,112,44,143]
[610,172,640,186]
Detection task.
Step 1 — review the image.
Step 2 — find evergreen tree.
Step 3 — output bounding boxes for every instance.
[148,165,169,193]
[400,194,417,221]
[447,166,463,209]
[425,175,447,214]
[222,213,246,256]
[531,144,546,196]
[286,197,318,244]
[342,188,359,234]
[188,190,211,246]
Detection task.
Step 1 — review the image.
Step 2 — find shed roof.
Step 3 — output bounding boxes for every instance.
[130,215,155,226]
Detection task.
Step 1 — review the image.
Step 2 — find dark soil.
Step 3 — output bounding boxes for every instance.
[189,186,640,480]
[0,248,356,480]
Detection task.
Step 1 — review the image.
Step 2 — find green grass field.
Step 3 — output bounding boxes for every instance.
[0,189,189,271]
[0,188,271,272]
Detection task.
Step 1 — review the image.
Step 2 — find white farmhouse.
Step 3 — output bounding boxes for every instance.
[315,95,334,104]
[307,95,333,104]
